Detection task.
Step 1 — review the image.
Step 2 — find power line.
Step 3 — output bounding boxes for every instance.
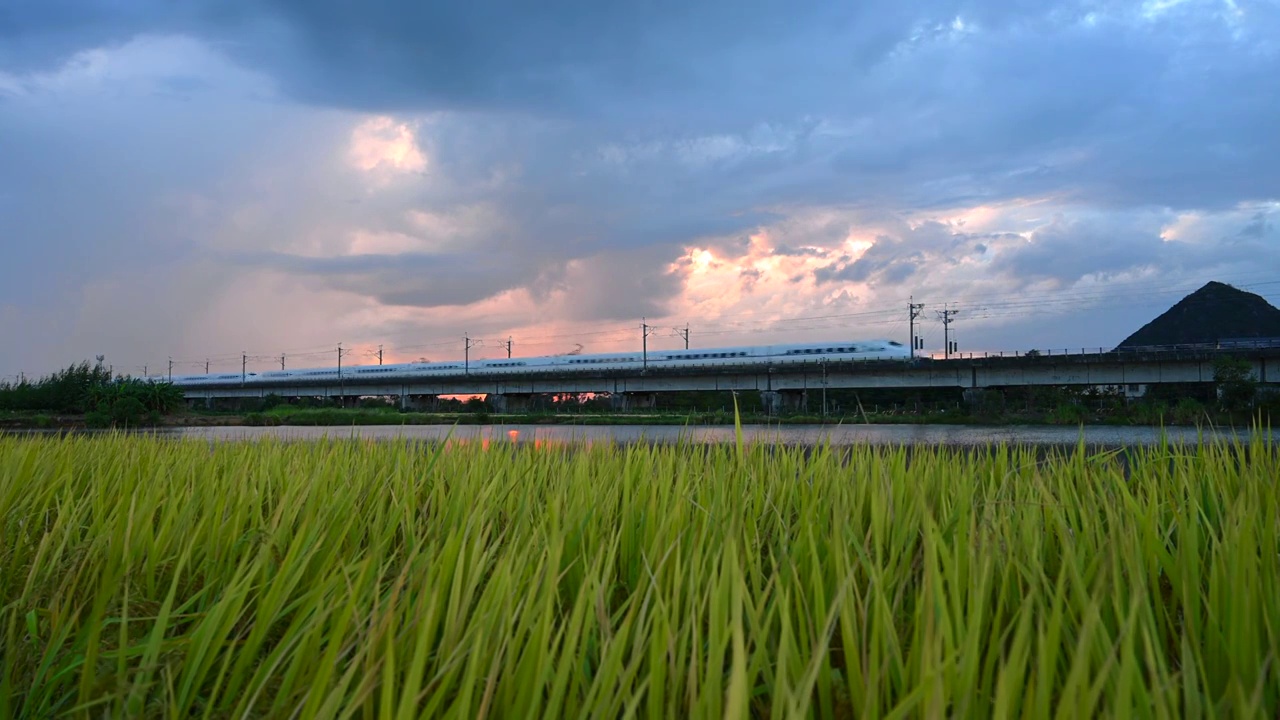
[159,272,1278,369]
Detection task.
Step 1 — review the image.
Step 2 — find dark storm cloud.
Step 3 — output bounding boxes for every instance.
[7,0,1278,220]
[0,0,179,71]
[3,0,958,118]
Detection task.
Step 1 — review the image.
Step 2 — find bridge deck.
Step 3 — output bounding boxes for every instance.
[178,348,1279,400]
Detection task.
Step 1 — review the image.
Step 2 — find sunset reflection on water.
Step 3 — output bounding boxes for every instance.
[433,426,599,452]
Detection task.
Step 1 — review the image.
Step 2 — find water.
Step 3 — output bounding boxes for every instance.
[130,423,1269,448]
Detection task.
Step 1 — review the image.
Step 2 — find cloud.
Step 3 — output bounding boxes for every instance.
[994,216,1168,284]
[348,116,428,174]
[2,1,1280,375]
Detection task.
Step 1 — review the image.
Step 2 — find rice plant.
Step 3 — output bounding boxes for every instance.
[1,431,1277,718]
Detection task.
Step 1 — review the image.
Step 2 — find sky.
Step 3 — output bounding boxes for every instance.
[2,0,1278,379]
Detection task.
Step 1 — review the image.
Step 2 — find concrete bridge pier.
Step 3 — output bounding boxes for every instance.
[610,392,657,411]
[760,391,780,416]
[760,390,808,415]
[489,393,533,414]
[400,394,438,411]
[782,390,808,414]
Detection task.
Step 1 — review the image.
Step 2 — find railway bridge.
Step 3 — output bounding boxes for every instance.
[179,347,1280,414]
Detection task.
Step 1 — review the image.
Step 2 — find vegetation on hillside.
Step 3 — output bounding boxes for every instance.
[1116,281,1280,348]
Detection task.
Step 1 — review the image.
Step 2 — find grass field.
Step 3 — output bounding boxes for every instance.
[2,430,1278,718]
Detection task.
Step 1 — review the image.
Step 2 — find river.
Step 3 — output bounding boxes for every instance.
[130,423,1273,448]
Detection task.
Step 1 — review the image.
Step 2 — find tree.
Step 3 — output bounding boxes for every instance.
[1212,356,1257,411]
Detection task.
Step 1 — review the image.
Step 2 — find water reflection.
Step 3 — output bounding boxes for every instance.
[103,423,1275,448]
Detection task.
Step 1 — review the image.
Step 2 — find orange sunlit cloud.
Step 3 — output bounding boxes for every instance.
[348,116,428,174]
[674,228,873,326]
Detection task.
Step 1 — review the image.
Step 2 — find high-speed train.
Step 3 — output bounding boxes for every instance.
[160,338,912,387]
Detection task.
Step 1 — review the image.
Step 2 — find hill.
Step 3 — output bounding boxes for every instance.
[1115,281,1280,349]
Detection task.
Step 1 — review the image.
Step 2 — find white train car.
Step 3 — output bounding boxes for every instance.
[165,338,911,387]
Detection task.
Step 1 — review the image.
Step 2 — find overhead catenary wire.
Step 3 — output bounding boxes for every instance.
[164,272,1278,371]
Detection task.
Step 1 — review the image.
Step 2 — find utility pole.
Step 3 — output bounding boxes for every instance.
[205,359,209,374]
[676,324,690,350]
[503,336,513,358]
[464,335,475,374]
[144,364,148,378]
[821,361,828,418]
[337,343,345,406]
[280,354,286,371]
[241,353,246,384]
[909,296,925,360]
[168,357,173,382]
[378,344,383,366]
[937,304,959,359]
[641,317,656,371]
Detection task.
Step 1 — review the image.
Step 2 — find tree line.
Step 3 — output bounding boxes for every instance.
[0,358,184,427]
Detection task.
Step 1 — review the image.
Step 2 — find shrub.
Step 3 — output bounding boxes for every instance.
[1172,397,1207,425]
[1048,402,1089,425]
